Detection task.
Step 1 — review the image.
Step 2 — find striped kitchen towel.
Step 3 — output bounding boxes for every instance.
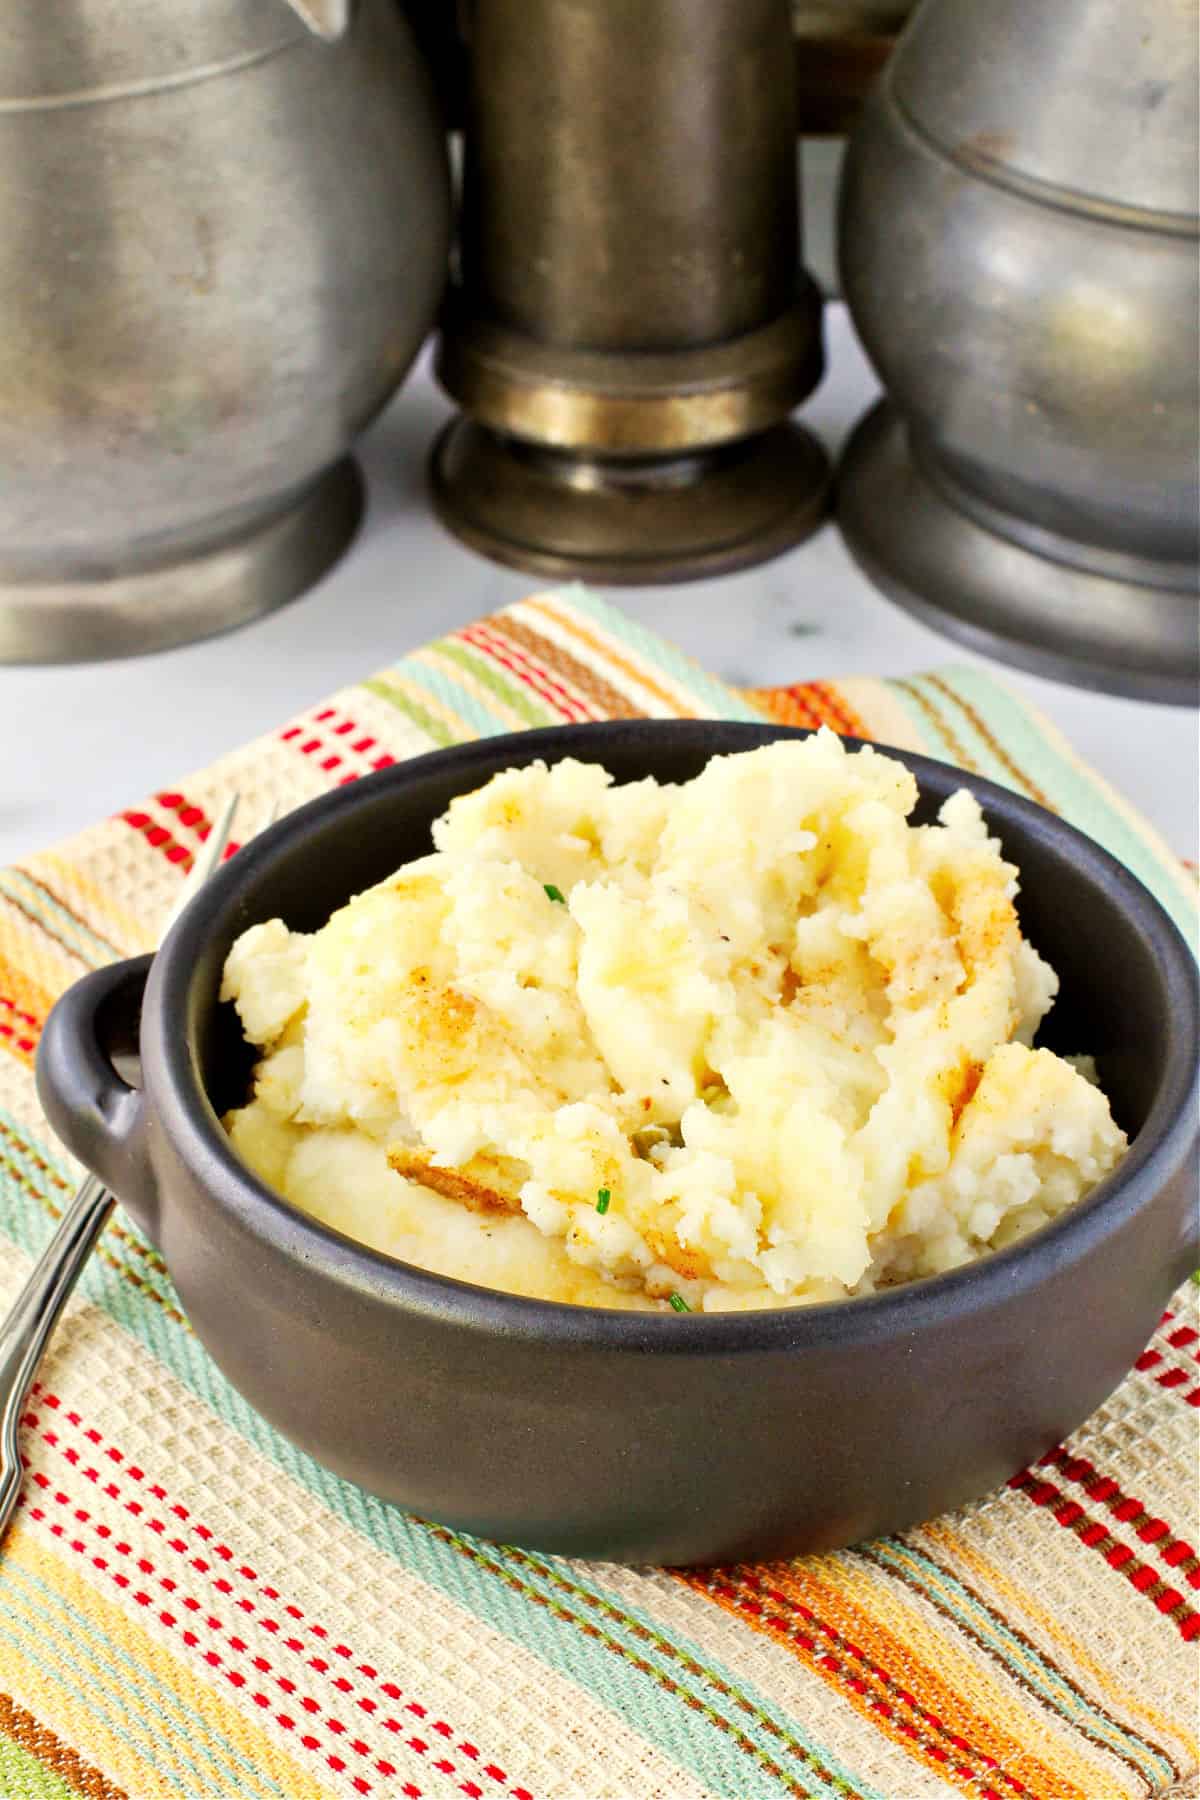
[0,586,1195,1800]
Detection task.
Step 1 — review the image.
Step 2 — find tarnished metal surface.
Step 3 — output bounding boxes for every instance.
[838,0,1199,700]
[0,0,450,660]
[434,0,829,583]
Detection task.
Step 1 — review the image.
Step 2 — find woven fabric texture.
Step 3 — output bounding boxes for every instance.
[2,586,1196,1800]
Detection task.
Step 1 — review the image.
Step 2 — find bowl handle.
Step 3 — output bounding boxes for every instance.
[1173,1192,1200,1290]
[35,957,159,1243]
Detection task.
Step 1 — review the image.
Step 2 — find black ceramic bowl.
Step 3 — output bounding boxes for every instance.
[37,722,1199,1566]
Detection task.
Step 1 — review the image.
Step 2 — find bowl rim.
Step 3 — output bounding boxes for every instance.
[145,719,1200,1352]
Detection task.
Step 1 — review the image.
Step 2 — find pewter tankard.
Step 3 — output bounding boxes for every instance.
[431,0,830,585]
[0,0,451,662]
[837,0,1199,703]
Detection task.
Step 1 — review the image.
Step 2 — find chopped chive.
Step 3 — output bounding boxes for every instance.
[544,883,566,903]
[668,1291,691,1313]
[596,1187,611,1215]
[1192,1269,1200,1285]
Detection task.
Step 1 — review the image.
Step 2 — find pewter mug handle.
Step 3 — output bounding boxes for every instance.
[279,0,355,41]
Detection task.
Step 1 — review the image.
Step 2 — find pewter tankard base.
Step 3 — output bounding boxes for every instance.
[431,419,830,585]
[839,404,1199,707]
[0,461,363,666]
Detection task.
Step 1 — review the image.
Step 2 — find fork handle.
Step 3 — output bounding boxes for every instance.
[0,1173,114,1538]
[8,954,155,1543]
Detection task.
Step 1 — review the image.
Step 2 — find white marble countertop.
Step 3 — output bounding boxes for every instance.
[4,304,1197,868]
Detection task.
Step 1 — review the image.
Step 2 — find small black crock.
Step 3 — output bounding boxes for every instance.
[36,722,1199,1565]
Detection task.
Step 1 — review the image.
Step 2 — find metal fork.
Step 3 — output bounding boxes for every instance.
[0,793,243,1541]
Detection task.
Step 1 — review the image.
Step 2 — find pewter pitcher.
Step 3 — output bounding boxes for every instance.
[0,0,451,661]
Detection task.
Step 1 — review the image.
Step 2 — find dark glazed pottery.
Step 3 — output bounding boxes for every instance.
[36,723,1200,1565]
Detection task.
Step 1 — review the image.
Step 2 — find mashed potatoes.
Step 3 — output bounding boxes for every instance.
[221,733,1126,1312]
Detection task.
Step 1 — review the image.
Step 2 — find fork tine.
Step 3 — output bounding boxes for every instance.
[160,793,239,936]
[191,792,240,887]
